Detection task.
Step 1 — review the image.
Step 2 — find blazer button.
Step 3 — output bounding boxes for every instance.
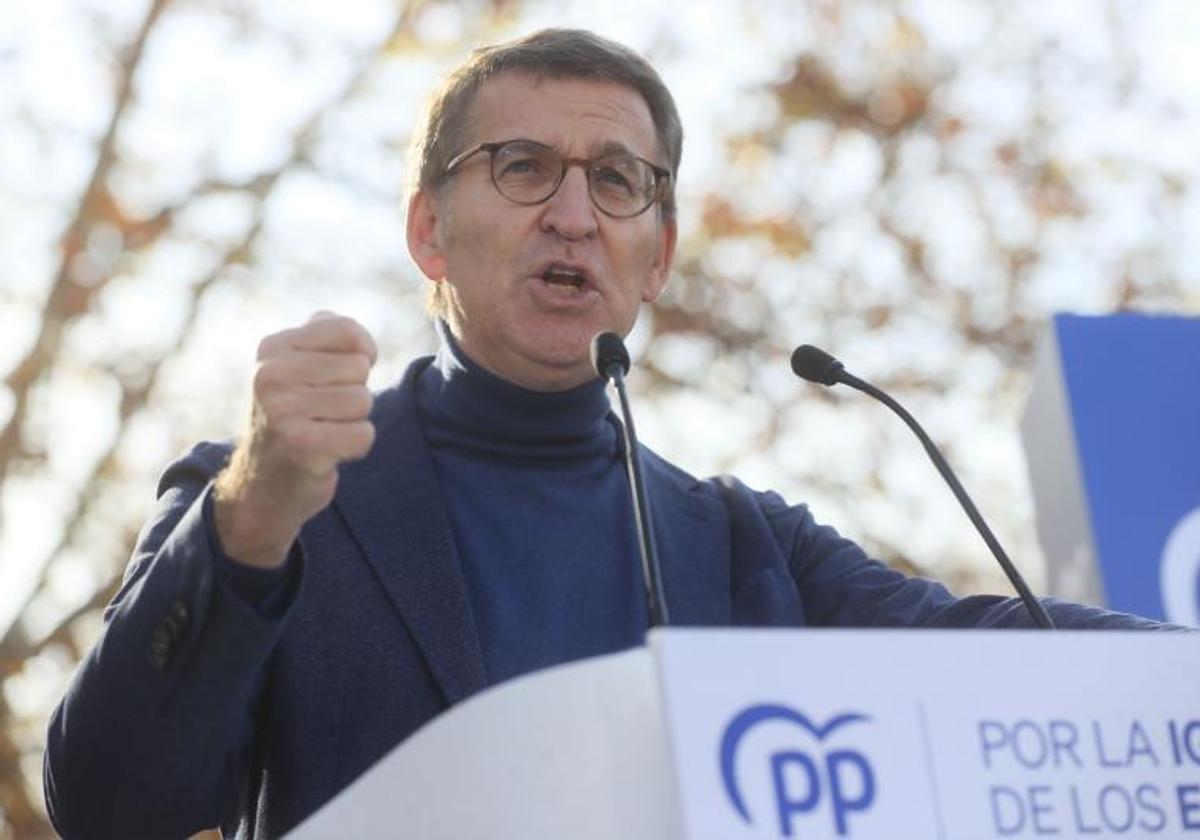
[148,624,173,670]
[170,599,189,624]
[164,599,190,639]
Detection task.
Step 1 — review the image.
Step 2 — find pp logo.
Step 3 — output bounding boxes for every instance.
[720,704,876,836]
[1161,506,1200,627]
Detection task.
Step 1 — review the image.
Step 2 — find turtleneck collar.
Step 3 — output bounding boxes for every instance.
[416,321,618,461]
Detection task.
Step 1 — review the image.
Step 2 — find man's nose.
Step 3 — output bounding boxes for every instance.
[539,165,599,240]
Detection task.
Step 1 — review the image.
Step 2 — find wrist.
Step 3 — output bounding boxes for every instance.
[212,472,303,570]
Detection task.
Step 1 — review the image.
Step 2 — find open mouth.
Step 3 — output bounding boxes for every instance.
[541,264,588,290]
[537,265,592,302]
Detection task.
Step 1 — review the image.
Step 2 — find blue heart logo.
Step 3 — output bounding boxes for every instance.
[720,704,870,824]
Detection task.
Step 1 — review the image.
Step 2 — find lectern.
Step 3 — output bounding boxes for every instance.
[291,628,1199,839]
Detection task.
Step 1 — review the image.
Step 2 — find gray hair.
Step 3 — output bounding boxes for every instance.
[411,28,682,218]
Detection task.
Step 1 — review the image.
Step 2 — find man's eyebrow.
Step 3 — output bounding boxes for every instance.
[592,140,638,158]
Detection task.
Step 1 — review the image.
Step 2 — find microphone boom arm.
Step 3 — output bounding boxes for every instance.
[792,345,1055,630]
[841,370,1054,629]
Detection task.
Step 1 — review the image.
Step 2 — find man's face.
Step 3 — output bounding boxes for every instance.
[407,72,677,391]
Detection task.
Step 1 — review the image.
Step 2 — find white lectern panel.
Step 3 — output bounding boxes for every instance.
[290,648,682,839]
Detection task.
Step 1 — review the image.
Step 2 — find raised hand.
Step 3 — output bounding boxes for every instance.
[212,312,377,569]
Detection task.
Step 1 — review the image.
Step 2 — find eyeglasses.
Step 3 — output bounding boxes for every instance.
[443,138,671,219]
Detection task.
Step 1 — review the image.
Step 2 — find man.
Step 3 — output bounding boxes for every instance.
[43,28,1171,840]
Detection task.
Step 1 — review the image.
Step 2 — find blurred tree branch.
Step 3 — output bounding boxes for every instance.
[0,0,171,488]
[0,0,481,834]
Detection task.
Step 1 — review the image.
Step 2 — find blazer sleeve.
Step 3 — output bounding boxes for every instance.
[43,442,304,839]
[756,488,1183,631]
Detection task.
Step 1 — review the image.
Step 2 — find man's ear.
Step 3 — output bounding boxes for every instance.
[406,188,448,282]
[641,215,677,303]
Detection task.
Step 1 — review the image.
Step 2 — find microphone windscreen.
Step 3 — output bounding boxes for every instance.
[591,331,631,380]
[790,344,843,386]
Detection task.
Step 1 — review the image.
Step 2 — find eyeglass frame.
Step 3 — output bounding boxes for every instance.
[441,138,673,219]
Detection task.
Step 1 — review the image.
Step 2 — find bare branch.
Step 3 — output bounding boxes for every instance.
[0,0,171,487]
[0,0,430,662]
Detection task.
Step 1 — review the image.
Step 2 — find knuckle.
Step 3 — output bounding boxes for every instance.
[257,392,291,424]
[332,316,374,357]
[348,354,371,383]
[352,322,377,355]
[337,422,372,457]
[324,315,354,337]
[350,387,373,417]
[256,330,287,361]
[354,421,377,454]
[252,359,282,394]
[299,316,335,344]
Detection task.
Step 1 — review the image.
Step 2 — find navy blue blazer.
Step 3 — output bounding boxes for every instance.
[43,356,1164,839]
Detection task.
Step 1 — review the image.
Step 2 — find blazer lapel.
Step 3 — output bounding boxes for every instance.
[642,452,732,626]
[333,359,488,705]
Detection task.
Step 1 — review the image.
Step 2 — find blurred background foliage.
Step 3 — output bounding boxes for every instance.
[2,0,1199,834]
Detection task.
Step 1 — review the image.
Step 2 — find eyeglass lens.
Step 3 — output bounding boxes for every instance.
[490,141,658,217]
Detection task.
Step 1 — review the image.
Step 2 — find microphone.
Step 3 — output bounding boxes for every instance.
[790,344,1056,630]
[591,331,669,628]
[591,331,631,380]
[791,344,845,386]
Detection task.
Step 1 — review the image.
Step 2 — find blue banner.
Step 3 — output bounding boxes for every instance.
[1055,313,1200,624]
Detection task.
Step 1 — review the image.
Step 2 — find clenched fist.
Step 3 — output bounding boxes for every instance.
[213,312,377,568]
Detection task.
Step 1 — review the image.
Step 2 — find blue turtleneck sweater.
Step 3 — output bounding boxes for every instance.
[413,328,647,685]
